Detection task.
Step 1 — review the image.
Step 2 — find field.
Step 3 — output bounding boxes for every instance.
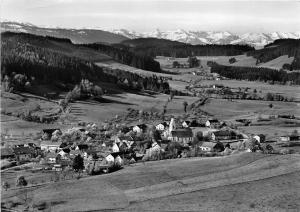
[156,55,295,71]
[2,153,300,211]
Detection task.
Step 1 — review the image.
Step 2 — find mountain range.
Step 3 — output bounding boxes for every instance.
[1,21,300,47]
[112,29,300,48]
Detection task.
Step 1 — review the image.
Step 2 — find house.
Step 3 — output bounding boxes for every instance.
[253,134,266,143]
[1,148,15,160]
[133,124,147,133]
[112,143,120,153]
[40,141,62,152]
[168,128,193,145]
[211,130,236,141]
[205,119,220,128]
[156,122,168,131]
[279,136,290,142]
[46,152,58,163]
[182,121,191,128]
[13,147,35,161]
[199,142,216,152]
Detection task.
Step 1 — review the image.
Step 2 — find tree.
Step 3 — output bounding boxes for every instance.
[72,155,84,173]
[229,57,237,64]
[2,181,10,191]
[170,90,175,101]
[183,101,188,113]
[187,57,200,68]
[16,176,28,187]
[172,61,180,68]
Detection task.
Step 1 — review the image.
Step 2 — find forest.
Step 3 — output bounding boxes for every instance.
[1,32,170,94]
[209,63,300,85]
[247,39,300,70]
[120,38,255,57]
[81,43,162,73]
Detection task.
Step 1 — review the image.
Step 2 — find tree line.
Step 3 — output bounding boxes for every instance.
[209,62,300,85]
[246,39,300,70]
[120,38,255,57]
[1,32,170,94]
[81,43,161,73]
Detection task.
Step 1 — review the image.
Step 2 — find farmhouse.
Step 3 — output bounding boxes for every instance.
[40,141,62,152]
[279,136,290,142]
[156,122,168,131]
[205,119,220,128]
[211,130,236,141]
[182,121,191,128]
[168,128,193,145]
[133,124,147,133]
[199,142,215,152]
[13,146,35,161]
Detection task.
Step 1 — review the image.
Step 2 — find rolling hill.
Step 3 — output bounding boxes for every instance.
[1,21,129,44]
[3,153,298,211]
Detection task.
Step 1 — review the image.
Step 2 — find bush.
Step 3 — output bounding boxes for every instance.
[229,57,237,64]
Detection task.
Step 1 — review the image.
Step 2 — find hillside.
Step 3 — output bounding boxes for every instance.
[1,32,169,95]
[247,39,300,70]
[1,21,129,44]
[3,153,299,211]
[120,38,255,57]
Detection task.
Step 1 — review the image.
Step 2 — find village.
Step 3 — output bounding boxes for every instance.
[2,104,299,193]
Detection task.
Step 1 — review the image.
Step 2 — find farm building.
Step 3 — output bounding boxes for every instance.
[168,128,193,145]
[133,124,147,133]
[156,122,168,131]
[40,141,62,152]
[199,142,215,152]
[279,136,290,142]
[182,121,191,128]
[13,146,35,161]
[205,119,220,128]
[211,130,237,141]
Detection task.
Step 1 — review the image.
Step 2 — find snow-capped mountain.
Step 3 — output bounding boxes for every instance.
[1,21,128,44]
[112,29,300,47]
[2,21,300,47]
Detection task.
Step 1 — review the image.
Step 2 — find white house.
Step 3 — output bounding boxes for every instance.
[105,154,115,164]
[114,155,123,167]
[199,142,215,152]
[253,135,261,143]
[182,121,191,128]
[279,136,290,142]
[112,143,120,153]
[156,122,168,131]
[40,141,61,152]
[205,119,219,128]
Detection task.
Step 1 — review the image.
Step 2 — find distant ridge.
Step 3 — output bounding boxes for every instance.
[1,21,128,44]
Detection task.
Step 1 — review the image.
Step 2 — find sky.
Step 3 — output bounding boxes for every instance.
[1,0,300,34]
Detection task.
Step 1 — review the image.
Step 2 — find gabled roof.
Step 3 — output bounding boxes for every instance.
[40,141,62,146]
[207,119,219,123]
[13,147,35,155]
[135,124,147,130]
[213,130,235,137]
[171,129,193,138]
[201,142,216,149]
[42,129,61,134]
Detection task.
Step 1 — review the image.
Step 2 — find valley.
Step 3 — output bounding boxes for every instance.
[1,29,300,212]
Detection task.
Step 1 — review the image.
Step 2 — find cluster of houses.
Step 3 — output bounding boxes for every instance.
[1,116,297,173]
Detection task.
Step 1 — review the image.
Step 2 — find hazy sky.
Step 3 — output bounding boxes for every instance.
[1,0,300,33]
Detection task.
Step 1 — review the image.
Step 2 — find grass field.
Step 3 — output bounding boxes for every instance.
[2,153,299,211]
